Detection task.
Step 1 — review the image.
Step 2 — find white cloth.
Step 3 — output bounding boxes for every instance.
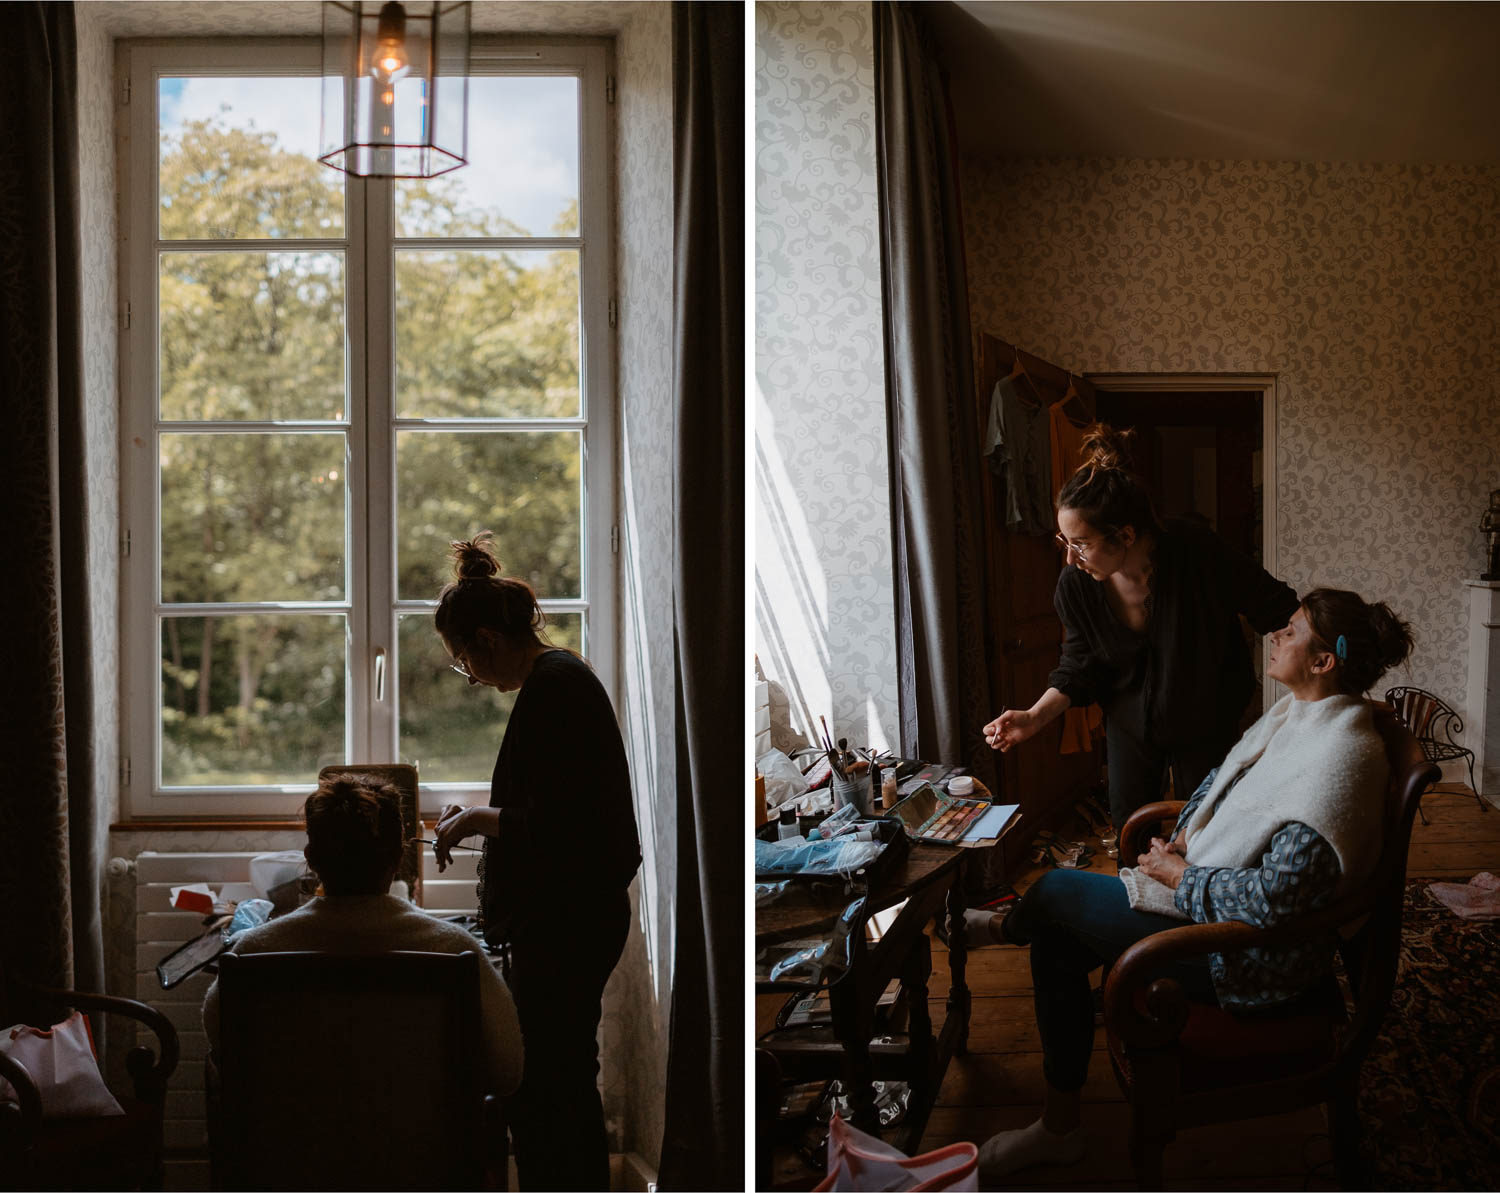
[202,894,523,1094]
[1120,693,1388,918]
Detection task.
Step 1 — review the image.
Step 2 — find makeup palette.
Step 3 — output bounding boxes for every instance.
[890,782,993,845]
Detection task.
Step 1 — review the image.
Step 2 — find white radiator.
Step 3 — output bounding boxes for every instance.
[124,846,483,1187]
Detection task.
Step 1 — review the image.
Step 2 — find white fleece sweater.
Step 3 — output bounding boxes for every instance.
[1120,693,1388,918]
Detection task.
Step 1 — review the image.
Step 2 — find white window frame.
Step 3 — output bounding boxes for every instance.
[119,37,616,818]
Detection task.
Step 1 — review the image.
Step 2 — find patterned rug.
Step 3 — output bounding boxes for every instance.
[1359,879,1500,1189]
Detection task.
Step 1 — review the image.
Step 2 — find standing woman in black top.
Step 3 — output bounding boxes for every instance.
[430,532,641,1192]
[984,427,1300,832]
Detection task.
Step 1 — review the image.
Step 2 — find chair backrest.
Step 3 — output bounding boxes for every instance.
[1384,685,1461,747]
[1335,705,1440,1072]
[215,950,486,1191]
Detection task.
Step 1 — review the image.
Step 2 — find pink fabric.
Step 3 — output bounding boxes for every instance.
[1427,873,1500,920]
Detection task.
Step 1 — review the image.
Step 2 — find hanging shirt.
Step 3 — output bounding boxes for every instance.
[983,374,1053,536]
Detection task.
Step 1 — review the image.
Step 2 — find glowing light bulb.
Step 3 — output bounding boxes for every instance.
[369,3,411,85]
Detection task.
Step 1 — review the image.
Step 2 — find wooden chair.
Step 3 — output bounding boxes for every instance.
[209,950,506,1191]
[1384,685,1483,821]
[0,970,179,1191]
[1103,704,1439,1189]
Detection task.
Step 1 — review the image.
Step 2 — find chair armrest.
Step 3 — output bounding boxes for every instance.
[1103,895,1372,1049]
[1119,801,1186,859]
[0,1049,43,1134]
[27,985,180,1103]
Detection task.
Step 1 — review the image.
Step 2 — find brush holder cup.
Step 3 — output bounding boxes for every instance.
[830,770,875,818]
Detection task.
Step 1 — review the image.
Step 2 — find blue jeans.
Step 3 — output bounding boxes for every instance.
[1005,869,1218,1091]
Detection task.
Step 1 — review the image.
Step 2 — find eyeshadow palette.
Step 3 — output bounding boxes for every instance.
[890,782,992,844]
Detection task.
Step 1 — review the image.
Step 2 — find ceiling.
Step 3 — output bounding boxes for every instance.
[927,1,1500,163]
[81,1,646,38]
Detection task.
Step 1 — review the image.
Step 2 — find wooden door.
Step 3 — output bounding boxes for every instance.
[973,334,1102,876]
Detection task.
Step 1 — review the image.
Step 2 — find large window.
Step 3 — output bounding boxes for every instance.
[120,40,614,816]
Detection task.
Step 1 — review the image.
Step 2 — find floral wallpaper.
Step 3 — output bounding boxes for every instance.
[961,157,1500,731]
[75,0,122,989]
[610,0,674,1171]
[754,1,899,755]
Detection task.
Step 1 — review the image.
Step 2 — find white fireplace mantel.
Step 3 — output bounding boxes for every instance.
[1464,579,1500,803]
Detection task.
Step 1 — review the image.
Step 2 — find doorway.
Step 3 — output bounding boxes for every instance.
[1091,375,1279,724]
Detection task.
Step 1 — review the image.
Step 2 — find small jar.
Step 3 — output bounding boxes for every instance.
[777,807,801,840]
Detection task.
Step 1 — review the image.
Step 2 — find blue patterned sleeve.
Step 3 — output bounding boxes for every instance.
[1168,768,1219,844]
[1174,821,1342,927]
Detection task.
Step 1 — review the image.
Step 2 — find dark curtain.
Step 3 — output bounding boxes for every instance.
[0,1,104,998]
[874,3,997,794]
[657,4,744,1190]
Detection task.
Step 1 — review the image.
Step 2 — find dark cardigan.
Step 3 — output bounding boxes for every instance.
[1047,518,1299,750]
[477,650,641,946]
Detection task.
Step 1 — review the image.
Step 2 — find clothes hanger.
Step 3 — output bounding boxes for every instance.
[1007,348,1042,409]
[1056,375,1090,428]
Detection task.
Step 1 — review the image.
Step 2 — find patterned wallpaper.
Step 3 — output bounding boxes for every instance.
[75,0,122,961]
[961,158,1500,730]
[754,1,899,755]
[609,1,674,1170]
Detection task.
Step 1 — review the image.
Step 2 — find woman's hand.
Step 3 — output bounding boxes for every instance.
[1136,836,1188,889]
[983,708,1039,752]
[432,805,471,873]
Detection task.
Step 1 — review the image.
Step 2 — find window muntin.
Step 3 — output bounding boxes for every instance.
[122,40,613,816]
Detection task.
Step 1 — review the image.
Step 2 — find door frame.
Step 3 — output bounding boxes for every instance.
[1086,373,1280,712]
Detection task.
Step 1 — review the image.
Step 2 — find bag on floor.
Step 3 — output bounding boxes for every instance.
[0,1011,124,1117]
[814,1112,978,1191]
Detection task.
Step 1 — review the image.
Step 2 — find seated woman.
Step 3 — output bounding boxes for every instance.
[978,588,1413,1179]
[202,774,523,1096]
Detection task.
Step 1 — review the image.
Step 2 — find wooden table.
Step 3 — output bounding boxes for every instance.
[756,839,974,1151]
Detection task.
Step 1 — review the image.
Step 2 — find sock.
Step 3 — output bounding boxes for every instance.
[977,1116,1086,1179]
[988,909,1031,946]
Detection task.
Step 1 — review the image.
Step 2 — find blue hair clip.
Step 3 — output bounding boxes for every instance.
[1335,634,1348,662]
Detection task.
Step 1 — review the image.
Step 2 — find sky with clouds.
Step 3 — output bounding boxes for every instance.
[159,73,579,237]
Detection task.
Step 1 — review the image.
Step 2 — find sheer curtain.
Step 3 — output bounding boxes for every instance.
[0,1,105,998]
[874,2,998,795]
[657,3,745,1189]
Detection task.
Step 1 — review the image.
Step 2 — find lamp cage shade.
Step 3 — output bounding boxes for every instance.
[319,1,471,178]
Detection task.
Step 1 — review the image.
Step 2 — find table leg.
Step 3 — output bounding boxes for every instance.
[903,931,934,1098]
[944,868,971,1055]
[829,977,880,1134]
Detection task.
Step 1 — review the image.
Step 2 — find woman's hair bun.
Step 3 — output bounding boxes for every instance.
[1300,587,1415,695]
[1368,601,1416,674]
[1078,423,1136,474]
[449,531,502,582]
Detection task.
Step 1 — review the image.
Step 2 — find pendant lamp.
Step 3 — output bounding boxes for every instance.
[319,1,471,178]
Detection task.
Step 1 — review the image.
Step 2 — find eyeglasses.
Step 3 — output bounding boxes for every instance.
[449,643,475,679]
[1054,533,1097,562]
